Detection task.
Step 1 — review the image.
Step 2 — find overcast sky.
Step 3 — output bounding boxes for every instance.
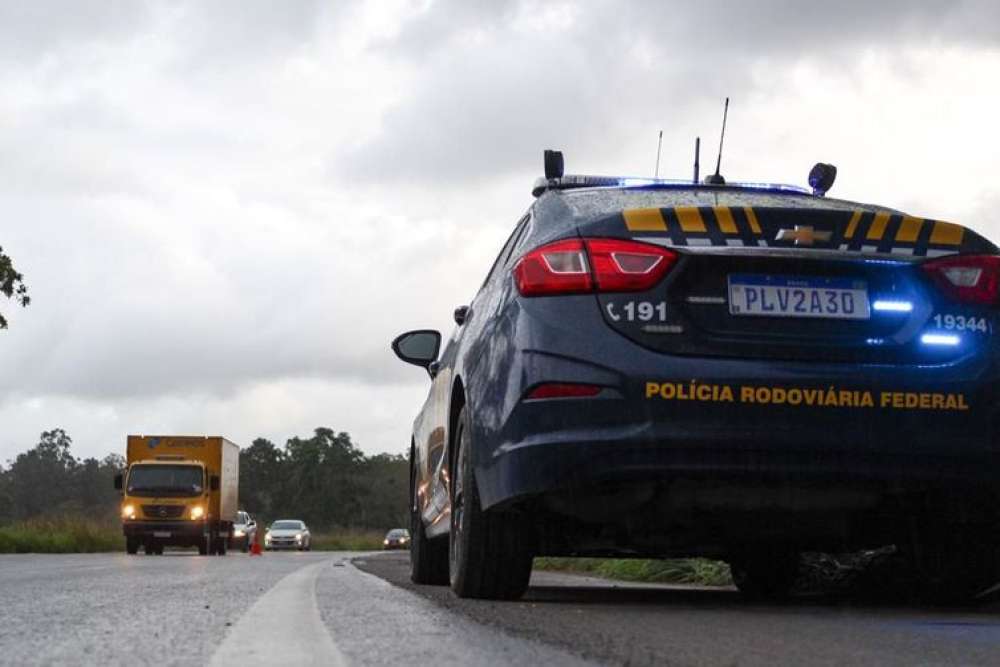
[2,0,999,462]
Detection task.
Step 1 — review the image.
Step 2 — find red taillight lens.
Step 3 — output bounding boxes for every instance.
[587,238,677,292]
[513,239,592,296]
[922,255,1000,305]
[525,382,603,400]
[514,238,676,296]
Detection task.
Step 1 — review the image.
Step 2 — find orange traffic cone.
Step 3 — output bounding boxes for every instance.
[250,528,262,556]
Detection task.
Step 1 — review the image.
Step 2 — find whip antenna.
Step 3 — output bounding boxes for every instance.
[704,97,729,185]
[654,130,663,178]
[693,136,700,184]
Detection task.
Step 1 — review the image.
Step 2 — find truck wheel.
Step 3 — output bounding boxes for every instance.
[730,547,800,601]
[126,537,139,555]
[155,544,165,555]
[410,454,449,585]
[215,535,227,556]
[449,406,533,600]
[198,538,209,556]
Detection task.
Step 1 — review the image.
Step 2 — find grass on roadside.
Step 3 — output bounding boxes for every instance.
[0,517,121,554]
[309,528,386,551]
[534,557,733,587]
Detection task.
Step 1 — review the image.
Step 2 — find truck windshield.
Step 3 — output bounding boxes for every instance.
[127,465,204,497]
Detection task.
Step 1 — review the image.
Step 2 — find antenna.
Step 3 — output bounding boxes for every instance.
[693,136,700,184]
[654,130,663,178]
[705,97,729,185]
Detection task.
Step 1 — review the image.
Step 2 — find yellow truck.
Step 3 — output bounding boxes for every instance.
[114,435,239,555]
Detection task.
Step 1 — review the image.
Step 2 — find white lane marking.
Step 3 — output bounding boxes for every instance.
[209,560,346,667]
[316,559,595,666]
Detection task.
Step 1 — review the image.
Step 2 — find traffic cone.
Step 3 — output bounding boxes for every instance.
[250,527,262,556]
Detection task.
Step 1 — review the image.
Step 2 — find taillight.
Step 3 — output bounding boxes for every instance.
[514,238,676,296]
[922,255,1000,305]
[513,239,592,296]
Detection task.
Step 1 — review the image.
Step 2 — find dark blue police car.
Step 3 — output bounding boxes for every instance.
[393,153,1000,602]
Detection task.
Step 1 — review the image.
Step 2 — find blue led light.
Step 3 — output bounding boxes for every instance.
[872,300,913,313]
[920,333,960,346]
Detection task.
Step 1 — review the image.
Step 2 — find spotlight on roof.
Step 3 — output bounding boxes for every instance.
[808,163,837,196]
[544,150,565,179]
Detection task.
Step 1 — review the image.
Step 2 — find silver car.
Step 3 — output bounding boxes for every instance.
[264,519,312,551]
[230,511,257,552]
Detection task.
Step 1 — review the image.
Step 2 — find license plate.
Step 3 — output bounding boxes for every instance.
[728,274,870,320]
[153,531,171,538]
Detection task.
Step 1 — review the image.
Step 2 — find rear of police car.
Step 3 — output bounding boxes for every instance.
[488,186,1000,601]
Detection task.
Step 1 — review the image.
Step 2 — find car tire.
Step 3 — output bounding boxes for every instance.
[215,536,227,556]
[241,539,249,553]
[730,547,800,601]
[449,406,533,600]
[410,452,449,586]
[126,537,139,555]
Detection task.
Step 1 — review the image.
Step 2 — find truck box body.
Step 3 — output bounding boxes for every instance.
[119,435,240,554]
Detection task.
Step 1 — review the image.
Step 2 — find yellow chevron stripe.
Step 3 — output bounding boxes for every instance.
[844,210,862,239]
[895,216,923,243]
[674,206,707,233]
[623,208,667,232]
[867,211,890,241]
[714,206,738,234]
[929,220,964,246]
[743,207,762,234]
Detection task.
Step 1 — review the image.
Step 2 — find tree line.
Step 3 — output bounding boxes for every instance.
[0,427,408,531]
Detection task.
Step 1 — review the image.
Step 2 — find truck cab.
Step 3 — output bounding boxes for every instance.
[115,435,239,555]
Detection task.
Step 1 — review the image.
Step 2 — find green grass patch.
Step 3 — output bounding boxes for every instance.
[309,528,386,551]
[534,557,733,587]
[0,517,121,554]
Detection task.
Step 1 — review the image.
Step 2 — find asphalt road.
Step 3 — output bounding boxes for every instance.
[3,550,999,666]
[357,552,1000,667]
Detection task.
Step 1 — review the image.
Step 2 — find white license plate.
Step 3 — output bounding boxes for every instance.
[728,274,870,320]
[153,531,171,538]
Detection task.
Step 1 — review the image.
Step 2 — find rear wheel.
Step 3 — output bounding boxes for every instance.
[409,451,449,585]
[730,547,800,601]
[449,406,533,600]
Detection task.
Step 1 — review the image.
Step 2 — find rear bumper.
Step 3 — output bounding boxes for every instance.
[471,298,1000,511]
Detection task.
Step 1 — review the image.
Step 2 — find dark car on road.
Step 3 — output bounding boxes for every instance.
[392,152,1000,602]
[383,528,410,550]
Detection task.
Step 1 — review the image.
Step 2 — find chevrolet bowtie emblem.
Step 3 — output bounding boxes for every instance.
[774,225,833,246]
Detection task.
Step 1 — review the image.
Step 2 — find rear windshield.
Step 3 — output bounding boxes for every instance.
[271,521,303,530]
[127,465,203,497]
[561,188,897,219]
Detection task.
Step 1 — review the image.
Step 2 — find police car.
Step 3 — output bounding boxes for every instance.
[392,152,1000,602]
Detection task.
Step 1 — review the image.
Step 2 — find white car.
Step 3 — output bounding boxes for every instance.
[264,520,311,551]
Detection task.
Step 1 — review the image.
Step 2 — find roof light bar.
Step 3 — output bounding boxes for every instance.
[532,174,809,197]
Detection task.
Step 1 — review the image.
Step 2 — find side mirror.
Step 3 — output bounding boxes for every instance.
[391,330,441,374]
[113,473,123,491]
[210,475,220,491]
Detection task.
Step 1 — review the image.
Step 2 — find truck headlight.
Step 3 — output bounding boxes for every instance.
[121,504,136,519]
[190,506,205,520]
